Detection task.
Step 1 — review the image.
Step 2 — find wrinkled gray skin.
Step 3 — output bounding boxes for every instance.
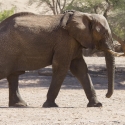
[0,11,118,107]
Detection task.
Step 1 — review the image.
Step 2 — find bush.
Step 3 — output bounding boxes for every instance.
[0,8,15,22]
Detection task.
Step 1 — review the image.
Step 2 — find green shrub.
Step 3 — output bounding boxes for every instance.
[0,7,15,22]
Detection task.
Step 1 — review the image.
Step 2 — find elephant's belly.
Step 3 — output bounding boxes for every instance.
[17,54,52,71]
[0,55,52,79]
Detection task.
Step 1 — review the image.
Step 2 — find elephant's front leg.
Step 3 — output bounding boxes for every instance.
[70,56,102,107]
[43,58,69,108]
[7,72,27,107]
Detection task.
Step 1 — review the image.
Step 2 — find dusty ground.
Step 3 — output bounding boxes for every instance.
[0,57,125,125]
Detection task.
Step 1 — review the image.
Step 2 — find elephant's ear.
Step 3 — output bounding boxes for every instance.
[85,14,102,33]
[83,14,93,30]
[61,12,74,29]
[64,13,95,49]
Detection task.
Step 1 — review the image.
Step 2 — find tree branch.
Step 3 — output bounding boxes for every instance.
[93,5,98,14]
[55,0,59,14]
[62,0,66,9]
[103,0,111,19]
[52,0,57,15]
[57,0,61,14]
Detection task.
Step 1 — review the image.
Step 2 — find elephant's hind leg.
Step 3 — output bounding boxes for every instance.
[7,71,27,107]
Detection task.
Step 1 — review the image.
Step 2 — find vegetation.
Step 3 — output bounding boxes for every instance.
[0,7,15,22]
[28,0,69,14]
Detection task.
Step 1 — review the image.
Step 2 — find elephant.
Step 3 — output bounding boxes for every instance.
[0,10,121,107]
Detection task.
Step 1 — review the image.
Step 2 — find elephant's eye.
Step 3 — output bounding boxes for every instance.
[102,31,107,39]
[104,32,106,35]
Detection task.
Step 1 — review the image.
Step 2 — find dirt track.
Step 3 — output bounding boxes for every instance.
[0,57,125,125]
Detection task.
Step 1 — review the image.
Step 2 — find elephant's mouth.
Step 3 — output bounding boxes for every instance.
[92,46,122,57]
[106,49,123,57]
[90,37,123,57]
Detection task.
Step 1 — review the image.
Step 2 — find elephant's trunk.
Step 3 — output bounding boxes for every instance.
[104,50,115,98]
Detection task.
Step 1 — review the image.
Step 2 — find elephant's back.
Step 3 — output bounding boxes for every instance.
[0,12,63,34]
[0,12,35,32]
[13,14,63,33]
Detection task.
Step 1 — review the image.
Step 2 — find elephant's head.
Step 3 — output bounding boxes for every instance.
[62,11,121,98]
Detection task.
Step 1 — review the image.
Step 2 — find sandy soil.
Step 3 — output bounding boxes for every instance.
[0,57,125,125]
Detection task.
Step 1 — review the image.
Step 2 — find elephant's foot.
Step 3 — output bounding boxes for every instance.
[87,97,102,107]
[9,100,27,107]
[42,101,58,108]
[87,101,102,107]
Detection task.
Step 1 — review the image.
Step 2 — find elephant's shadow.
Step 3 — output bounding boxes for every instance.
[0,68,125,90]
